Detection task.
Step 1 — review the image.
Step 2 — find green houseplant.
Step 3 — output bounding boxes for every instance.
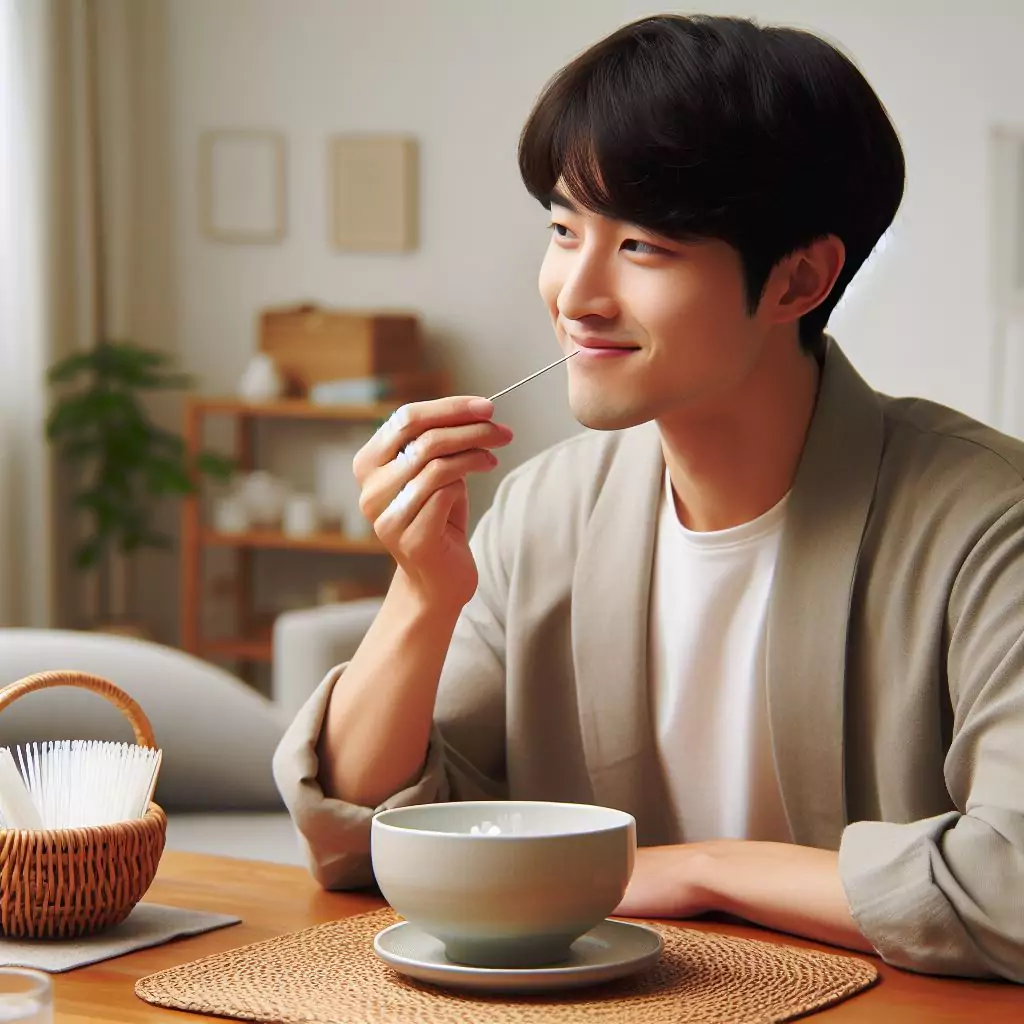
[47,340,234,627]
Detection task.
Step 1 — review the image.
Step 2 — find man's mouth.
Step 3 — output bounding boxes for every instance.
[571,337,642,357]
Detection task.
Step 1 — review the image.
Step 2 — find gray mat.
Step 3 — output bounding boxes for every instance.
[0,903,241,972]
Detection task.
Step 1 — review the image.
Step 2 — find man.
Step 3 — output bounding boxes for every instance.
[274,15,1024,981]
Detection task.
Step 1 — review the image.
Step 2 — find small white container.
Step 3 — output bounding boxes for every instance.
[237,353,283,402]
[239,471,289,529]
[346,515,374,540]
[283,493,319,537]
[314,435,374,536]
[213,496,248,534]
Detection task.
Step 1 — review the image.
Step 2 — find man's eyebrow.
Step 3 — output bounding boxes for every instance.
[547,189,579,213]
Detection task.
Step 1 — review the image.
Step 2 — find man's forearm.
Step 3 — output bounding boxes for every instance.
[318,571,461,808]
[700,841,874,952]
[619,840,875,954]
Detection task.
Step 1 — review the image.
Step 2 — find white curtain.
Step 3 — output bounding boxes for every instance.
[0,0,53,627]
[0,0,143,627]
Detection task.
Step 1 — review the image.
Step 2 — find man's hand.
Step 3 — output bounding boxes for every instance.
[615,845,716,918]
[352,396,513,614]
[616,841,876,954]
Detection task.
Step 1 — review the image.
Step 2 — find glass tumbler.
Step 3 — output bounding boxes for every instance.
[0,970,52,1023]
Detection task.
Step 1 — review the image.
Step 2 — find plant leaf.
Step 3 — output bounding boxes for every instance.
[73,537,103,569]
[48,340,215,567]
[47,351,98,385]
[144,457,193,495]
[135,371,194,390]
[195,450,236,481]
[149,428,186,453]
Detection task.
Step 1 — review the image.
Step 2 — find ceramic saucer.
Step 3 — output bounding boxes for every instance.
[373,918,663,994]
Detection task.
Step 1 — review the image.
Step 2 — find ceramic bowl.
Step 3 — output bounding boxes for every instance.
[370,800,636,969]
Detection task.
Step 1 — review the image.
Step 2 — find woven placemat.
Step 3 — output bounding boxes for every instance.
[135,908,878,1023]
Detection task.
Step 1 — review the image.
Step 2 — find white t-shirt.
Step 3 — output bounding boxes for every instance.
[648,470,793,844]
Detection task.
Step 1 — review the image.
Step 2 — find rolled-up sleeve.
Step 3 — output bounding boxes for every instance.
[840,811,1024,979]
[272,666,456,889]
[840,500,1024,981]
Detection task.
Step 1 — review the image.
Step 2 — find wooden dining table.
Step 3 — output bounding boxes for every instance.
[51,850,1021,1023]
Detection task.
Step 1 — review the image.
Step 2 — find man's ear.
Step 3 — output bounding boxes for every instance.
[762,235,846,326]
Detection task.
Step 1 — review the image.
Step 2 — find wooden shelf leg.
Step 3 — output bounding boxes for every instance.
[236,415,255,681]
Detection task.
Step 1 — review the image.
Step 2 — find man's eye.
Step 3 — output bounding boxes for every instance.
[621,238,663,255]
[548,222,574,239]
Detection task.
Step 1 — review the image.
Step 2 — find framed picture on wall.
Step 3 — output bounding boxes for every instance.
[199,130,286,244]
[330,134,418,252]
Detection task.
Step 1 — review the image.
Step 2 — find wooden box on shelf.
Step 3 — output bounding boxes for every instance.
[259,303,423,394]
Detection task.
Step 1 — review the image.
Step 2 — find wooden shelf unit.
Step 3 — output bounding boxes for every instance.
[187,397,403,421]
[199,527,385,555]
[199,628,275,663]
[180,396,399,669]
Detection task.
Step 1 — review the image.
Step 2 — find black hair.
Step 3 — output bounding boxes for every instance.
[518,14,906,358]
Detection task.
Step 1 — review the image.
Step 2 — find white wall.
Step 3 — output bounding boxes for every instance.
[143,0,1024,643]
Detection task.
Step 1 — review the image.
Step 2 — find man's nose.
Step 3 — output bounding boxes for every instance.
[556,255,619,323]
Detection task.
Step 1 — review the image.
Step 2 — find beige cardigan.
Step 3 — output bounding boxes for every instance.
[274,341,1024,982]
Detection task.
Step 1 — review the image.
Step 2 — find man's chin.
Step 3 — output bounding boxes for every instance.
[569,396,653,432]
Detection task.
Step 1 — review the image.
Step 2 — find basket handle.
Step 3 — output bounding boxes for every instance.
[0,671,157,749]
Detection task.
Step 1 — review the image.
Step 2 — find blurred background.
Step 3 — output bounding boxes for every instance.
[3,0,1024,696]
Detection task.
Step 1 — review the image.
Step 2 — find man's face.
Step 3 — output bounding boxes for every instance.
[538,189,772,431]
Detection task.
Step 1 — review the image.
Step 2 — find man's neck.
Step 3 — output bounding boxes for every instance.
[657,342,821,533]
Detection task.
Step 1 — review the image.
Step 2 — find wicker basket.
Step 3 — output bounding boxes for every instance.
[0,670,167,939]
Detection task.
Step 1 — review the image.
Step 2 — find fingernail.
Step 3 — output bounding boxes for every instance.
[389,483,414,514]
[468,398,493,417]
[388,406,411,434]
